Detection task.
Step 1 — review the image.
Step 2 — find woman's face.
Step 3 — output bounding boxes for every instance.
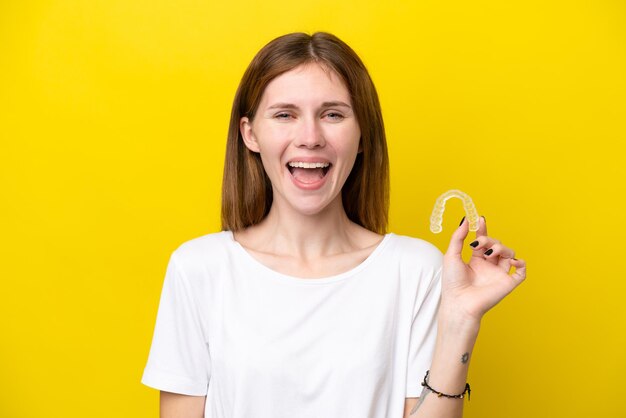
[240,63,361,217]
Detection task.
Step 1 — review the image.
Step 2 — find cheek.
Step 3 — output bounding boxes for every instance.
[335,126,361,157]
[256,125,293,154]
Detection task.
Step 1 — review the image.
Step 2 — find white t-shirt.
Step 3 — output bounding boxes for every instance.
[142,231,443,418]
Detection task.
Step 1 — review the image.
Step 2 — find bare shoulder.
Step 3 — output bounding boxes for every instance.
[160,391,206,418]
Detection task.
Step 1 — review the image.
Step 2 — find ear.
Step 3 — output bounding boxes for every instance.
[240,116,260,153]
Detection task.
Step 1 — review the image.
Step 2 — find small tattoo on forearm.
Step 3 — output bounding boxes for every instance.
[461,352,469,364]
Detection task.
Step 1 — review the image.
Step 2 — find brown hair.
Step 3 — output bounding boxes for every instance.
[221,32,389,234]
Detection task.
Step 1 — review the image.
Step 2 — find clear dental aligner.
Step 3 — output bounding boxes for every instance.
[430,189,480,233]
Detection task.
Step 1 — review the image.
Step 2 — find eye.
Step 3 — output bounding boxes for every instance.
[274,112,293,120]
[324,112,344,121]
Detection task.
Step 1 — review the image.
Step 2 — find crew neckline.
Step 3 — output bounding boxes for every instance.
[225,230,394,285]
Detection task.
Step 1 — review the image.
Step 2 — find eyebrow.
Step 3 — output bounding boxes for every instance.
[266,101,352,110]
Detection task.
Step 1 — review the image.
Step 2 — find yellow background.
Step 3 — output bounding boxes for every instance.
[1,0,625,417]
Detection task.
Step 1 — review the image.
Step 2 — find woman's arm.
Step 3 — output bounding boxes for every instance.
[404,317,478,417]
[406,216,526,418]
[160,391,206,418]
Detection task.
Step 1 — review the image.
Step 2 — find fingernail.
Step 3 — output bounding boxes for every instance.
[469,241,479,248]
[459,216,466,226]
[513,258,518,261]
[484,249,494,256]
[481,215,486,222]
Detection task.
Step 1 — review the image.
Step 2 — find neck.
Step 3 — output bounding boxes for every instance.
[248,196,359,260]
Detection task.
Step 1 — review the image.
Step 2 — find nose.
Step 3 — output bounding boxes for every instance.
[295,118,325,149]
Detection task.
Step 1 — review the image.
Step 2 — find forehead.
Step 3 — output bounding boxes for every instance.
[260,63,351,105]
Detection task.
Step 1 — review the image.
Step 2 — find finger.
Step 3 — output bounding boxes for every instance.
[469,235,501,265]
[468,236,500,252]
[489,244,516,269]
[475,216,487,239]
[445,216,469,258]
[509,258,527,283]
[484,243,515,259]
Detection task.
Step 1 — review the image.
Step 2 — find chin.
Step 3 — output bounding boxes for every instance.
[287,195,342,217]
[291,203,328,217]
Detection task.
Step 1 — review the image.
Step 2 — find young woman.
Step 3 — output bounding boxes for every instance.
[141,32,526,418]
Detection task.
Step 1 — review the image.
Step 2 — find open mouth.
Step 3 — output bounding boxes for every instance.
[286,162,332,184]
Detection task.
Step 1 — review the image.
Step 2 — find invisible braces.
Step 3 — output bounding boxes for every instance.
[430,189,480,233]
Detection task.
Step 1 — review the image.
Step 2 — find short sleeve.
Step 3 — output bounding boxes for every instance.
[141,252,211,396]
[405,267,442,397]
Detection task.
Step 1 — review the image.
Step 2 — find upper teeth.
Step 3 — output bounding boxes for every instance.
[288,162,330,168]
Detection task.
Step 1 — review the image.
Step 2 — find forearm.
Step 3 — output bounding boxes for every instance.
[408,316,480,418]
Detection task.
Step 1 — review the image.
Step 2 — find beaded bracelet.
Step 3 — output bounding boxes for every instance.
[421,370,471,401]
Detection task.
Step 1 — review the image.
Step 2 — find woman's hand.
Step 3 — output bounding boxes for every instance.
[440,216,527,325]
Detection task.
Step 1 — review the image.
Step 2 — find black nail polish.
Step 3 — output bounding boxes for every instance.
[484,249,494,256]
[481,215,486,222]
[459,216,466,226]
[513,258,518,261]
[470,241,479,248]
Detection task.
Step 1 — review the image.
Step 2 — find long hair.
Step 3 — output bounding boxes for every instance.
[221,32,389,234]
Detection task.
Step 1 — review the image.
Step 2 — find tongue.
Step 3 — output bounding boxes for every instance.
[291,167,325,183]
